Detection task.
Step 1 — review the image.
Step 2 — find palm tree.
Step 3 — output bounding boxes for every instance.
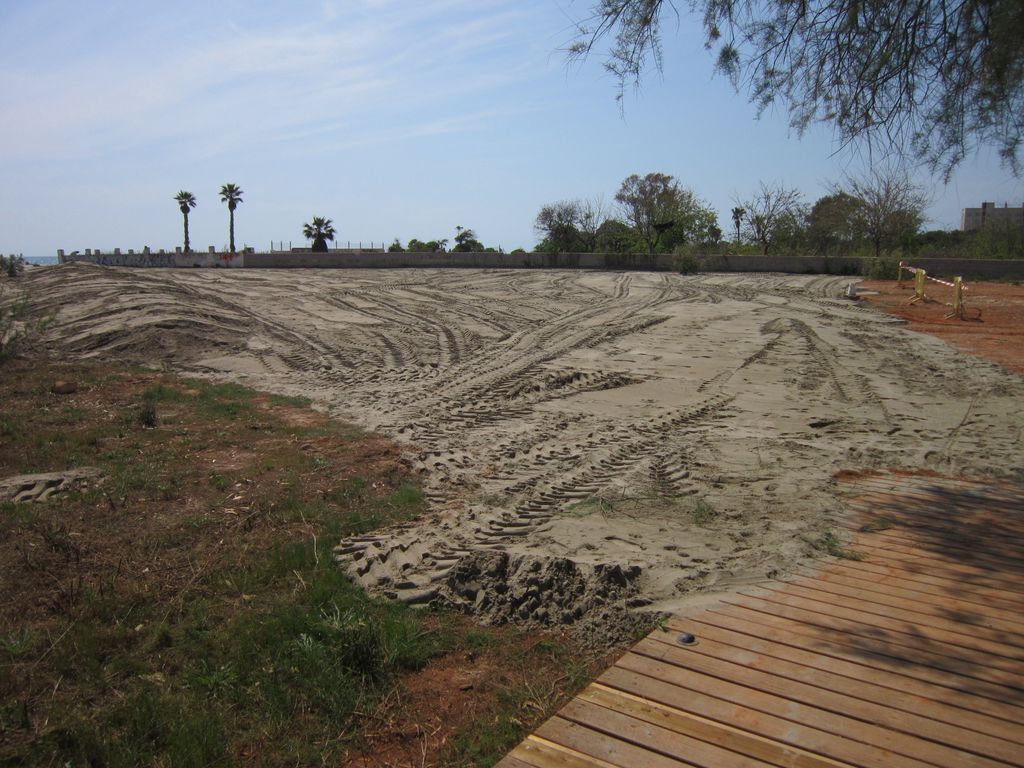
[174,191,197,253]
[219,183,244,252]
[302,217,336,252]
[731,207,746,244]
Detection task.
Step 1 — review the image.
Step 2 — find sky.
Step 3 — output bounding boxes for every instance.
[2,0,1022,257]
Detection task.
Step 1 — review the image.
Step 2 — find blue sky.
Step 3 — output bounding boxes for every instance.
[2,0,1021,257]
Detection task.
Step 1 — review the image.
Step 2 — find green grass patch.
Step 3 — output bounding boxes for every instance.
[814,531,864,560]
[268,392,312,408]
[0,359,603,766]
[692,497,718,525]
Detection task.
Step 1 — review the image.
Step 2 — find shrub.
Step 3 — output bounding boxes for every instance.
[1,255,26,278]
[862,256,901,280]
[673,245,708,275]
[1,287,31,361]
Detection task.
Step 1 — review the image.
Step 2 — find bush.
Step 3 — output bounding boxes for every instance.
[861,256,901,280]
[675,253,701,274]
[1,255,25,278]
[672,245,708,274]
[1,287,30,361]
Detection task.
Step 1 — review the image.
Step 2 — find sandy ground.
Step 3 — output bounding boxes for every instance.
[22,266,1024,634]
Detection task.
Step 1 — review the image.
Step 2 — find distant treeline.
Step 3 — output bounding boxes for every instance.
[528,171,1024,262]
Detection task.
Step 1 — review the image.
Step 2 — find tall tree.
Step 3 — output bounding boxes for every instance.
[840,168,929,257]
[570,0,1024,178]
[534,197,611,254]
[535,201,585,254]
[730,207,745,244]
[807,192,864,256]
[408,238,448,252]
[302,216,336,252]
[577,196,610,252]
[219,183,244,252]
[174,191,197,253]
[615,173,717,255]
[738,183,805,255]
[616,173,721,255]
[452,225,485,252]
[616,173,678,255]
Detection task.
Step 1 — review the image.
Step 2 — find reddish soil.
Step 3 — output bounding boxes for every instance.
[859,278,1024,374]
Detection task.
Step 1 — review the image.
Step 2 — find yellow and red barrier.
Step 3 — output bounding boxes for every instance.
[897,261,967,319]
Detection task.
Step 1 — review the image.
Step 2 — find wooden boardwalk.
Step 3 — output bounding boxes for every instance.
[498,472,1024,768]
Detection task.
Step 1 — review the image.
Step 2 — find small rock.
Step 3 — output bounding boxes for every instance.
[51,380,78,395]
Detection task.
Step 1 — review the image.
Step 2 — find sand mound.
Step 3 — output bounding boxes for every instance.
[22,266,1024,628]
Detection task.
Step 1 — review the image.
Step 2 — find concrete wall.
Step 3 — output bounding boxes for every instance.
[242,251,676,270]
[62,250,244,268]
[57,249,1024,279]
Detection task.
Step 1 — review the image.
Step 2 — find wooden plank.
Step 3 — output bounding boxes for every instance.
[580,684,854,768]
[630,639,1019,766]
[500,474,1024,768]
[534,716,693,768]
[844,473,1024,503]
[848,486,1024,518]
[494,753,545,768]
[643,629,1024,751]
[846,546,1024,597]
[821,559,1024,613]
[765,581,1024,648]
[725,591,1024,669]
[558,697,774,767]
[852,481,1024,517]
[599,664,933,768]
[837,519,1024,567]
[701,605,1024,712]
[663,616,1024,731]
[797,570,1024,632]
[849,525,1024,560]
[849,540,1024,593]
[503,736,620,768]
[719,594,1024,689]
[616,652,998,768]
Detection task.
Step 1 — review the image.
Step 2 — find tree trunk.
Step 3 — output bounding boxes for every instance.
[183,213,190,253]
[229,209,235,253]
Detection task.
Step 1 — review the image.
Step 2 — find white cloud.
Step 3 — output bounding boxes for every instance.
[0,0,544,164]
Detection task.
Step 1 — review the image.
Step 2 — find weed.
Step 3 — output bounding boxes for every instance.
[1,285,50,361]
[388,481,424,508]
[814,531,864,560]
[268,393,312,408]
[0,629,36,658]
[462,629,498,651]
[692,497,718,525]
[189,659,238,697]
[207,471,230,491]
[137,401,159,428]
[862,256,901,280]
[142,383,186,403]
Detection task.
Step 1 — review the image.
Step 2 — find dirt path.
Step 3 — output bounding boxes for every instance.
[23,266,1024,635]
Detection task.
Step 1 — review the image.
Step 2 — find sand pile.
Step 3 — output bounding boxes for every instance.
[23,265,1024,628]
